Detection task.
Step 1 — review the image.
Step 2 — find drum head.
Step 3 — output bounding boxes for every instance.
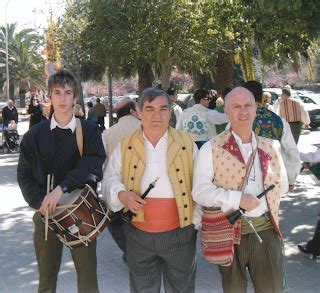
[51,189,82,217]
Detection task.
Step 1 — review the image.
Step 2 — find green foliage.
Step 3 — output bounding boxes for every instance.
[57,0,105,81]
[0,23,45,99]
[63,0,320,87]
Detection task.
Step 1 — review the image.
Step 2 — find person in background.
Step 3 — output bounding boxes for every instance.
[102,87,199,292]
[167,87,182,128]
[86,101,98,124]
[17,69,105,293]
[94,97,107,131]
[176,88,228,148]
[73,103,85,119]
[274,85,310,144]
[101,97,140,262]
[208,89,218,110]
[262,91,275,112]
[28,95,45,128]
[2,99,18,128]
[215,87,232,134]
[192,87,289,293]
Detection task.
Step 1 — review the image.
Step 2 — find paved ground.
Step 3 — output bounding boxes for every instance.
[0,119,319,292]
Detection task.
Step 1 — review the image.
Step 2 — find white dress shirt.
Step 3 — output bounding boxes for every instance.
[192,131,289,217]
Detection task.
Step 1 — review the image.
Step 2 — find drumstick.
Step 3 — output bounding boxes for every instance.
[45,209,48,241]
[45,174,50,241]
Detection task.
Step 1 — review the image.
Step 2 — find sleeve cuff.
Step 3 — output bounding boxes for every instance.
[221,190,242,213]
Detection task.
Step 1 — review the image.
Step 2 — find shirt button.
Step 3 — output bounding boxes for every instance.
[184,217,188,221]
[182,147,186,150]
[128,146,132,149]
[184,204,188,208]
[182,192,186,196]
[176,168,180,172]
[133,165,137,169]
[179,180,183,183]
[131,177,134,180]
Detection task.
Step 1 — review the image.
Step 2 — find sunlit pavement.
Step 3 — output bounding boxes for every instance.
[0,118,319,292]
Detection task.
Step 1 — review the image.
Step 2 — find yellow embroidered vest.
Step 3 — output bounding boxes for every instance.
[210,130,283,237]
[121,127,195,228]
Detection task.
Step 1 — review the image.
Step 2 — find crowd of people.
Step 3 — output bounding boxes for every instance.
[13,69,319,293]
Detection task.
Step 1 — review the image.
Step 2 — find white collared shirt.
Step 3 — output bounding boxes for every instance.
[192,131,288,217]
[50,115,76,133]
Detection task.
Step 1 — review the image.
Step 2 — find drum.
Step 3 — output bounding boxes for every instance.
[46,184,110,249]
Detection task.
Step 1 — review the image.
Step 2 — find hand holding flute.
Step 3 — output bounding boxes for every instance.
[227,185,275,225]
[118,177,160,222]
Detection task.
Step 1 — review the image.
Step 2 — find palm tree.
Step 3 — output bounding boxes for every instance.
[0,23,46,106]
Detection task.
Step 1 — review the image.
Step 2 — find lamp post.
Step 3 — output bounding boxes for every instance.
[5,0,10,100]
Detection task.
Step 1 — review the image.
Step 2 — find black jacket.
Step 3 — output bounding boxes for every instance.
[2,106,18,127]
[17,119,106,209]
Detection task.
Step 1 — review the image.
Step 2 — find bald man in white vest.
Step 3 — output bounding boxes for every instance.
[193,87,289,293]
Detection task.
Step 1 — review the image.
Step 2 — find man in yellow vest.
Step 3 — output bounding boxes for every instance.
[102,87,199,292]
[193,87,289,293]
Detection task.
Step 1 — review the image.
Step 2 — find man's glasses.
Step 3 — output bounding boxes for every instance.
[202,97,212,101]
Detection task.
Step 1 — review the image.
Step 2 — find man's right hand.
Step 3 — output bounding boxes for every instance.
[118,191,146,213]
[239,194,260,211]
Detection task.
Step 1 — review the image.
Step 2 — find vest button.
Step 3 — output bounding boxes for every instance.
[133,165,137,169]
[184,217,188,221]
[128,146,132,149]
[131,177,134,180]
[184,204,188,208]
[179,180,183,183]
[182,192,186,196]
[182,146,186,150]
[176,168,180,172]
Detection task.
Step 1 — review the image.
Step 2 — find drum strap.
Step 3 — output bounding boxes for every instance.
[75,118,83,157]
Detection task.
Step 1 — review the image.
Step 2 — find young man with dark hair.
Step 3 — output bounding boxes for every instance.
[17,69,105,293]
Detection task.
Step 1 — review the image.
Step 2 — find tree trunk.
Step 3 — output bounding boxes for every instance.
[215,48,234,94]
[160,57,172,90]
[137,63,154,94]
[192,70,214,90]
[19,90,26,108]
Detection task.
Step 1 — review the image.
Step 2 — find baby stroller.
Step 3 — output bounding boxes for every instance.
[1,125,20,153]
